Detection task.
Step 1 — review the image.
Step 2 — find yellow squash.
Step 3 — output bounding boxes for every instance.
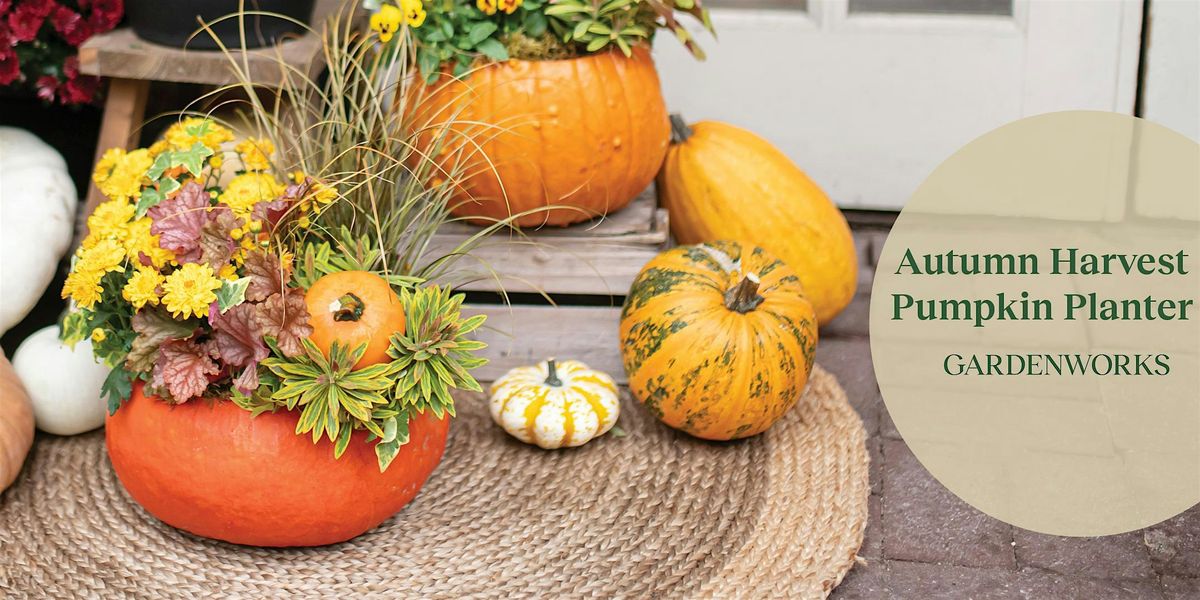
[658,116,857,324]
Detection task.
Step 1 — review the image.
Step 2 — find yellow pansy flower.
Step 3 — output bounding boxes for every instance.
[234,137,275,172]
[161,263,222,319]
[123,266,165,309]
[496,0,521,14]
[477,0,497,15]
[400,0,426,26]
[371,4,403,41]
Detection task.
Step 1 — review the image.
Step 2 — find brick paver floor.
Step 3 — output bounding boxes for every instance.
[823,229,1199,599]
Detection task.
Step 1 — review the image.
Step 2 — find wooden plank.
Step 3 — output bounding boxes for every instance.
[78,27,324,86]
[84,78,150,218]
[464,304,626,384]
[429,188,668,295]
[437,187,664,240]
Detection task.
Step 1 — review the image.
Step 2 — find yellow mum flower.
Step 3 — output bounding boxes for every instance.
[86,199,135,240]
[93,148,153,202]
[90,328,107,343]
[77,238,127,275]
[370,4,403,41]
[61,267,105,310]
[165,117,235,151]
[234,137,275,172]
[122,266,166,309]
[220,172,286,218]
[124,217,176,268]
[147,140,170,157]
[209,154,224,169]
[161,263,222,319]
[496,0,521,15]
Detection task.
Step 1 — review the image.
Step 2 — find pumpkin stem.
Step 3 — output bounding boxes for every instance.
[544,359,563,387]
[669,114,692,144]
[331,293,365,322]
[724,273,764,313]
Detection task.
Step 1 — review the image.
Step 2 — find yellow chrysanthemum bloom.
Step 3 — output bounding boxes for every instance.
[477,0,497,15]
[371,4,403,41]
[122,266,165,309]
[93,148,153,202]
[124,217,176,268]
[209,154,224,169]
[61,267,105,310]
[90,328,107,343]
[86,199,135,240]
[220,172,286,218]
[496,0,521,15]
[234,137,275,172]
[147,140,170,157]
[164,117,235,151]
[77,238,128,275]
[161,263,222,319]
[218,263,239,281]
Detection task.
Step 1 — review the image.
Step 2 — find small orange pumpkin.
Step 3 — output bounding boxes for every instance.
[0,351,34,492]
[410,46,670,227]
[107,383,449,547]
[305,271,405,369]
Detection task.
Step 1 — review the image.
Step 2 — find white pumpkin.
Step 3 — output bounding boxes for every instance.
[489,359,620,449]
[12,325,109,436]
[0,128,78,335]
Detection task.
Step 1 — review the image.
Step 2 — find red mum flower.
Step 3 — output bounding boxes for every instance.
[36,75,58,102]
[85,0,122,32]
[7,0,56,42]
[52,5,93,46]
[0,46,20,86]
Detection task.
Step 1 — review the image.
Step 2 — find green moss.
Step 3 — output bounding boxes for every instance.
[503,31,580,61]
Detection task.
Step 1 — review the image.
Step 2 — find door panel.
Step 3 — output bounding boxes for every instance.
[653,0,1142,210]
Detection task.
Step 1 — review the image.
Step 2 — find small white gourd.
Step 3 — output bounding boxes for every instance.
[0,128,78,335]
[12,325,109,436]
[489,359,620,449]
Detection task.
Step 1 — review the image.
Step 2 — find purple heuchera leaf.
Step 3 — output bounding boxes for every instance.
[148,182,210,264]
[242,250,289,303]
[199,205,242,269]
[152,337,219,403]
[208,302,268,394]
[256,288,313,357]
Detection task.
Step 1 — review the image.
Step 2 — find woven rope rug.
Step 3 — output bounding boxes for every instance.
[0,365,868,599]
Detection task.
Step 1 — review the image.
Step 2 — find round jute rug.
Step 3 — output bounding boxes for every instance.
[0,365,868,599]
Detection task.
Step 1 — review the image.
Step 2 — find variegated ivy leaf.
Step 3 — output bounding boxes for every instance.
[175,142,214,177]
[216,277,251,313]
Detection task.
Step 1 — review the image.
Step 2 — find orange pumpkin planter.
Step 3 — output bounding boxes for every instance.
[305,270,406,369]
[411,47,670,227]
[106,384,449,547]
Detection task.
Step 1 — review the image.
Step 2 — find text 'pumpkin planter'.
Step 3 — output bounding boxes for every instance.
[620,241,818,440]
[107,384,450,547]
[411,47,670,227]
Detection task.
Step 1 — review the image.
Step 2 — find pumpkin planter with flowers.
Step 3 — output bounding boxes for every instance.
[373,0,715,226]
[57,14,502,547]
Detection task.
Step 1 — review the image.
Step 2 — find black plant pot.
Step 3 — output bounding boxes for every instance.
[126,0,316,50]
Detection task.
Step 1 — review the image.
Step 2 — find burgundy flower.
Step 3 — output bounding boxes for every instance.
[36,75,58,101]
[85,0,121,32]
[7,0,56,42]
[0,1,11,15]
[51,5,92,46]
[59,72,98,104]
[0,46,19,86]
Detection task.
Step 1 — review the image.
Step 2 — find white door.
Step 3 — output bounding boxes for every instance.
[653,0,1143,210]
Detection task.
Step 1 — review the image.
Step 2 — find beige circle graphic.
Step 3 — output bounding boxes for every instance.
[870,111,1199,537]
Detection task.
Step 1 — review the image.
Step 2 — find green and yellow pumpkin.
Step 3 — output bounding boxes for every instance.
[619,240,818,440]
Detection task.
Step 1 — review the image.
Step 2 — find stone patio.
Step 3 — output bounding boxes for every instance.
[822,227,1199,599]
